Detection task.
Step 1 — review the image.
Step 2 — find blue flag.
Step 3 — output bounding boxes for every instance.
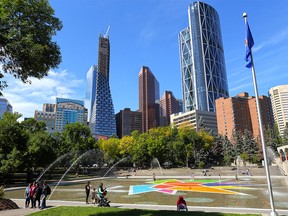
[245,21,254,68]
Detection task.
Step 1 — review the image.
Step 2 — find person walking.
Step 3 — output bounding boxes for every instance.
[85,181,91,204]
[24,183,31,208]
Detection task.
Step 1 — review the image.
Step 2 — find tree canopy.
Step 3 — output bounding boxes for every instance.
[0,0,62,93]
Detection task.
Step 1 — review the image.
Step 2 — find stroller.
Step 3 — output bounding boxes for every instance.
[178,204,188,211]
[97,190,110,207]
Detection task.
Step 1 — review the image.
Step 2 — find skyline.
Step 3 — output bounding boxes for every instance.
[2,0,288,121]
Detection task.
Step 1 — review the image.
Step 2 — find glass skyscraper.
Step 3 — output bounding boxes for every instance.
[0,96,13,119]
[179,1,229,112]
[87,34,116,138]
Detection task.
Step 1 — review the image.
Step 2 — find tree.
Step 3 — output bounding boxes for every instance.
[0,112,27,179]
[0,0,62,93]
[60,123,95,154]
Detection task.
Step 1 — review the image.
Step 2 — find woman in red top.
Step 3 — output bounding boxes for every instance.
[176,195,188,211]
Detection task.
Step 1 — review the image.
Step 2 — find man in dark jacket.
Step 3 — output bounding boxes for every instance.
[34,182,42,208]
[41,181,48,209]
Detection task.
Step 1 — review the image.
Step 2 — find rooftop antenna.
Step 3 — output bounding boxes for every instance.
[104,25,110,38]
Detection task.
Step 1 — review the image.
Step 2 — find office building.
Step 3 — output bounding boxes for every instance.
[85,65,97,121]
[116,108,142,138]
[170,110,217,132]
[216,92,274,142]
[269,85,288,137]
[34,98,87,132]
[0,96,13,119]
[179,1,229,112]
[55,98,87,131]
[160,91,181,126]
[34,103,56,130]
[87,34,116,138]
[139,66,160,133]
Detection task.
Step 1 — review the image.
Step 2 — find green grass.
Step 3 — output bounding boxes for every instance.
[28,206,261,216]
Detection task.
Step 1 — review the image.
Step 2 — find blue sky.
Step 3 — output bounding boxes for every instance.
[3,0,288,121]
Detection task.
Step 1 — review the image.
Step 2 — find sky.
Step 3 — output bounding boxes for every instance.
[2,0,288,121]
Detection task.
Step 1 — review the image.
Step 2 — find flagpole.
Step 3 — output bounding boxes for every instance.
[243,12,278,216]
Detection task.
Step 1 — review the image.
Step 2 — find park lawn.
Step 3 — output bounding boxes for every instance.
[28,206,261,216]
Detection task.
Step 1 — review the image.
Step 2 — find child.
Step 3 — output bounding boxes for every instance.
[91,188,96,204]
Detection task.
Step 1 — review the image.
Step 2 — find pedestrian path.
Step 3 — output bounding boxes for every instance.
[1,199,288,216]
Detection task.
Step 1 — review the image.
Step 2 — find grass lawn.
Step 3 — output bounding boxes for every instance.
[28,206,261,216]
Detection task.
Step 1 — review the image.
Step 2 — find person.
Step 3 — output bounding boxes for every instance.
[34,182,42,208]
[41,181,48,209]
[24,183,31,208]
[97,182,106,199]
[85,181,91,204]
[29,182,36,208]
[153,173,156,181]
[91,188,96,205]
[176,195,188,211]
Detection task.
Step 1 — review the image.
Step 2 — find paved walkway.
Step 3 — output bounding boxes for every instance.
[2,166,288,216]
[1,199,287,216]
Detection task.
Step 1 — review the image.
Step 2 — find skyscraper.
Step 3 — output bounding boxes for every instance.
[138,66,160,133]
[87,34,116,138]
[85,65,97,121]
[269,85,288,138]
[179,1,229,112]
[160,91,181,126]
[0,96,13,119]
[116,108,142,138]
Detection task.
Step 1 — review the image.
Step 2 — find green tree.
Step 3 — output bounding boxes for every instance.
[130,132,150,168]
[0,0,62,93]
[0,112,27,179]
[242,129,259,164]
[60,123,95,153]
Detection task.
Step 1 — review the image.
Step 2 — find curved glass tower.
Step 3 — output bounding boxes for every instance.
[179,1,229,112]
[87,34,116,138]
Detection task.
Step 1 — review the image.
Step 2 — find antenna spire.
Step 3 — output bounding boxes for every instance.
[104,25,110,38]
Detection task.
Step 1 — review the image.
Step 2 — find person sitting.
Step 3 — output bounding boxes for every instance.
[176,195,188,211]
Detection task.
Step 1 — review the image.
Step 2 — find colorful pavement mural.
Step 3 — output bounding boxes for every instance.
[128,179,252,196]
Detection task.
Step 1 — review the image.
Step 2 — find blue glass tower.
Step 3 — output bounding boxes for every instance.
[179,1,229,112]
[55,98,87,131]
[87,34,116,137]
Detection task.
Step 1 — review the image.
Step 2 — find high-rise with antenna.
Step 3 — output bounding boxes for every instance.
[86,31,116,138]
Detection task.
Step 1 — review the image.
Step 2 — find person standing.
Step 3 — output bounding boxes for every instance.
[29,182,36,208]
[91,188,96,205]
[24,183,31,208]
[41,181,48,209]
[34,182,42,208]
[85,181,91,204]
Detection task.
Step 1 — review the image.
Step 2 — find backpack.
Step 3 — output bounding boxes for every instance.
[46,185,51,195]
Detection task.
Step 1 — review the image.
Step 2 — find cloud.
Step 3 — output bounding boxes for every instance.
[2,69,85,121]
[253,27,288,52]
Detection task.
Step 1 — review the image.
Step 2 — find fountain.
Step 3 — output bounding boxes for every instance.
[36,153,70,182]
[102,157,130,179]
[150,158,163,176]
[267,146,279,165]
[48,149,97,200]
